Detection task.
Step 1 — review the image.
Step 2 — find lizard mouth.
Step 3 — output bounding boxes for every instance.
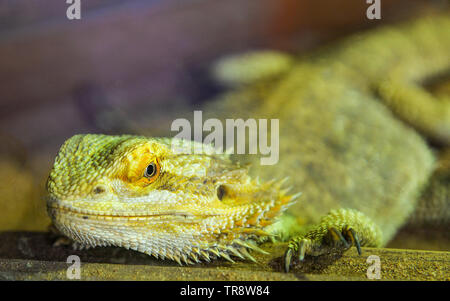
[46,197,219,220]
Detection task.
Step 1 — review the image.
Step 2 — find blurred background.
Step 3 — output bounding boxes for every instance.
[0,0,446,247]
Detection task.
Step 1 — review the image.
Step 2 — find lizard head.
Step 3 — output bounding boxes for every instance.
[47,134,295,264]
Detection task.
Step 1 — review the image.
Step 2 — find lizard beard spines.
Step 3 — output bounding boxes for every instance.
[168,239,270,265]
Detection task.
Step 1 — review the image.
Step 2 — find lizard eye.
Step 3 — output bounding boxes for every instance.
[145,163,156,177]
[143,160,160,183]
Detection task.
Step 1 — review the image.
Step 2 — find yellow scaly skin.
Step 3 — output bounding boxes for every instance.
[47,14,449,271]
[205,13,449,270]
[47,135,294,264]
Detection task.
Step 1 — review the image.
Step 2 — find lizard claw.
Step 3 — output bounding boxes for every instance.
[327,227,351,248]
[343,226,362,255]
[284,238,311,272]
[326,226,362,256]
[297,239,309,261]
[283,225,364,272]
[284,248,293,273]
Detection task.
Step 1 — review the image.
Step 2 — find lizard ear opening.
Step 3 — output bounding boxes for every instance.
[93,185,106,194]
[217,185,227,201]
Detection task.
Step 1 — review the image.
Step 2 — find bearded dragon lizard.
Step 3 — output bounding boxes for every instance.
[46,14,450,272]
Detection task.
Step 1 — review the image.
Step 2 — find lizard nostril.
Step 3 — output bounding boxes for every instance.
[217,185,226,201]
[93,186,106,194]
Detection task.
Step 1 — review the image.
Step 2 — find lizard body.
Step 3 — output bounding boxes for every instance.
[47,14,450,270]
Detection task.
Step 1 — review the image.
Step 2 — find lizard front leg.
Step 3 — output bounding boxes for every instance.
[284,208,382,272]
